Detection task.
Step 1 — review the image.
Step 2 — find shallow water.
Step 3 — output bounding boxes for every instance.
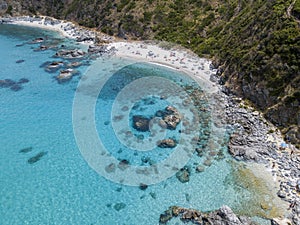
[0,24,280,225]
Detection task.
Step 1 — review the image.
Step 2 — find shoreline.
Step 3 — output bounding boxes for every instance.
[1,15,299,224]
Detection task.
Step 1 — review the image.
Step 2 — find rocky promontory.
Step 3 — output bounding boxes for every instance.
[160,205,264,225]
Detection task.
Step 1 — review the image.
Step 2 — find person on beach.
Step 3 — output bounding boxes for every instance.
[288,200,296,210]
[272,162,276,169]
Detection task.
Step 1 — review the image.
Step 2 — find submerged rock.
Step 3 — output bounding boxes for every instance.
[19,147,33,153]
[34,45,49,51]
[105,163,116,173]
[66,61,82,68]
[16,59,25,63]
[162,106,182,130]
[113,202,126,211]
[132,115,150,132]
[157,139,177,148]
[175,167,190,183]
[17,78,29,84]
[10,84,23,91]
[27,151,47,164]
[0,79,15,88]
[139,183,148,190]
[118,159,129,170]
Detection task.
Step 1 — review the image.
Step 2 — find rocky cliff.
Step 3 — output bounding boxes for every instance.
[1,0,299,147]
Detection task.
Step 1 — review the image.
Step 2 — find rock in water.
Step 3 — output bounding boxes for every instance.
[157,139,177,148]
[159,205,260,224]
[132,115,150,132]
[56,69,76,83]
[139,183,148,190]
[176,168,190,183]
[27,151,47,164]
[217,205,243,225]
[162,106,182,130]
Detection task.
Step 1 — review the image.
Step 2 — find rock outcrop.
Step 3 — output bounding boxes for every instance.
[159,205,259,225]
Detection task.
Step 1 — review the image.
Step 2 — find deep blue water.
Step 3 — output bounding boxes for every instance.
[0,24,269,225]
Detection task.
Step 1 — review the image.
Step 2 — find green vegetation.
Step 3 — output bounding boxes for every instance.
[6,5,12,15]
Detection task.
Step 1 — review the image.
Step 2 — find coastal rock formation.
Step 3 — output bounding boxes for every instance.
[159,205,258,225]
[216,91,300,224]
[55,49,86,59]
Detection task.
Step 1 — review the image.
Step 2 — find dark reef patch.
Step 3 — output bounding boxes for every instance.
[16,59,25,63]
[10,84,23,91]
[27,151,48,164]
[17,78,29,84]
[19,147,33,153]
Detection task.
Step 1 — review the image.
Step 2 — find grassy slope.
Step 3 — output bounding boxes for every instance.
[4,0,300,146]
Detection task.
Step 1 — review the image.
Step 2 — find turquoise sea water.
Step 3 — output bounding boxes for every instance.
[0,24,271,225]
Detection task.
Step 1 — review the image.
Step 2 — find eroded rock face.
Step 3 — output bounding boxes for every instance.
[159,205,260,225]
[132,115,150,132]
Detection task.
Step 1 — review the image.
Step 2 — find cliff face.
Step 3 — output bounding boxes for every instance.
[1,0,300,146]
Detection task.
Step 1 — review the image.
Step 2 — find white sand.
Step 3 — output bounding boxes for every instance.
[8,16,76,38]
[109,41,218,95]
